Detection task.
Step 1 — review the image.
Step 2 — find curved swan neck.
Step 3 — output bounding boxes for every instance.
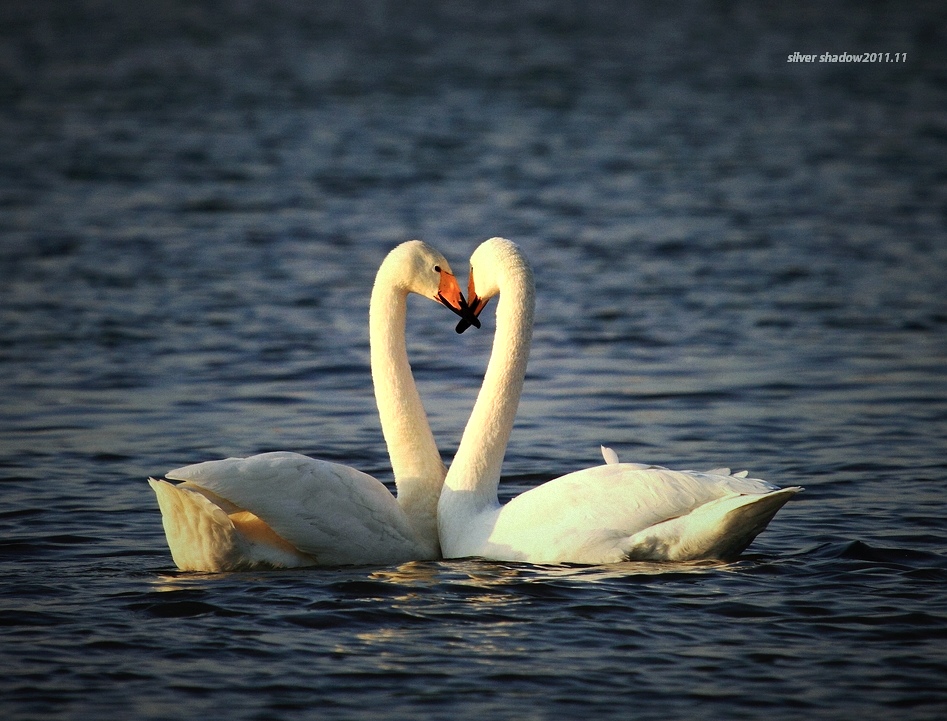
[444,249,534,505]
[369,265,446,534]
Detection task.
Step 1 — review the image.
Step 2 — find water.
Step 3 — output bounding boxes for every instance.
[2,1,946,719]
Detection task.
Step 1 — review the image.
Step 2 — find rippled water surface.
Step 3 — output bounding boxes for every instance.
[2,1,946,719]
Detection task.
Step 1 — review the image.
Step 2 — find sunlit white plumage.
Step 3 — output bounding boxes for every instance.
[149,241,466,571]
[438,238,801,564]
[600,445,620,465]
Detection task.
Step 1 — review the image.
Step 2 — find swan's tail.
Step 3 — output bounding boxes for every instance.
[622,487,802,562]
[149,479,318,571]
[698,487,801,560]
[148,478,243,571]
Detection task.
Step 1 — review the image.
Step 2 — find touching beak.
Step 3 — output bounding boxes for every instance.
[454,267,489,334]
[436,269,481,332]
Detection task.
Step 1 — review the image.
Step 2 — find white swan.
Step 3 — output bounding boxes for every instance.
[149,240,472,570]
[438,237,801,564]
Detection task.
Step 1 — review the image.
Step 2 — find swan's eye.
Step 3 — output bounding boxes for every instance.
[433,265,441,273]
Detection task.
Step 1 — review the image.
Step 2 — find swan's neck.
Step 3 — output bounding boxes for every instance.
[369,279,445,545]
[442,261,534,509]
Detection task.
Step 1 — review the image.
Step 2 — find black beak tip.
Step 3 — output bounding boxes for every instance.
[440,292,482,333]
[455,318,473,334]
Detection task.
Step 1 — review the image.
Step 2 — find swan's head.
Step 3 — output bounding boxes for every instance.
[381,240,478,326]
[456,237,530,334]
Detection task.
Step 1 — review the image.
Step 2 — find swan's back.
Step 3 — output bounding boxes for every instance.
[502,463,777,531]
[162,452,437,566]
[489,464,800,564]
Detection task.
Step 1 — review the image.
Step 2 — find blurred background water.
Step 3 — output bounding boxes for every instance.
[1,1,946,719]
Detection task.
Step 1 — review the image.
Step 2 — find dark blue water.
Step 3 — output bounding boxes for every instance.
[2,1,946,719]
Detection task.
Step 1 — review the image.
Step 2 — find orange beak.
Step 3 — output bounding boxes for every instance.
[436,269,481,334]
[436,268,464,312]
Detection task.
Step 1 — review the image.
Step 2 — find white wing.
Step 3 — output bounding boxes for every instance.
[486,463,799,564]
[163,451,433,567]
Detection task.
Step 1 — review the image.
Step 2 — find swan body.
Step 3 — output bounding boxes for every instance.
[150,241,468,571]
[149,452,427,568]
[438,238,801,564]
